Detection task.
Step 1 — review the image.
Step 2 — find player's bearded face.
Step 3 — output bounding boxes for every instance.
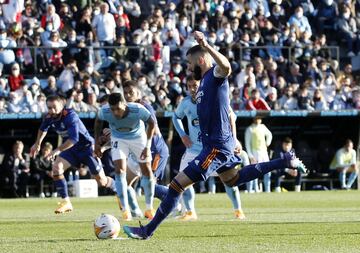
[193,65,202,81]
[47,100,63,118]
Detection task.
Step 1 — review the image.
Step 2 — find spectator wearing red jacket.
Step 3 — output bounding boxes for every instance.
[246,88,271,110]
[8,63,24,91]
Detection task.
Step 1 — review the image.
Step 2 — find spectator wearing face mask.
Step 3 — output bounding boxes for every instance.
[8,63,24,91]
[315,0,338,34]
[133,20,153,46]
[178,15,193,43]
[216,22,234,46]
[0,29,16,68]
[335,6,360,57]
[31,93,47,113]
[41,4,61,32]
[269,4,286,32]
[288,6,312,36]
[91,3,116,54]
[169,61,185,80]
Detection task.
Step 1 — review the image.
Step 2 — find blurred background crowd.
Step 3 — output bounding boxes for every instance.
[0,0,359,114]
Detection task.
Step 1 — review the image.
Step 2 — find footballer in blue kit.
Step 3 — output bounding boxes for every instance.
[30,95,116,214]
[168,75,246,220]
[124,31,307,240]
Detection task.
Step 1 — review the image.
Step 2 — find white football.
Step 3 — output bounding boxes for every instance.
[94,214,121,239]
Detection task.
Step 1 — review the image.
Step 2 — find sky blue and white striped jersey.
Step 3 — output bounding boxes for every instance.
[98,102,151,139]
[172,96,202,154]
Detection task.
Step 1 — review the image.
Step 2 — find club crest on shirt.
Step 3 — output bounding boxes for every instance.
[195,90,204,104]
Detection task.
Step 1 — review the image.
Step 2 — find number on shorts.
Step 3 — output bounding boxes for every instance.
[112,141,118,149]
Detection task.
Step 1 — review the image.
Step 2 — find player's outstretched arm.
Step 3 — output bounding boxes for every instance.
[140,116,156,160]
[193,31,232,77]
[30,130,47,158]
[94,116,104,158]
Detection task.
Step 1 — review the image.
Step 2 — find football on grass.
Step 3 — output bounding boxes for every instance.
[94,214,121,239]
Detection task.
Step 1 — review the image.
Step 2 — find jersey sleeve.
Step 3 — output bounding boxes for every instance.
[64,112,80,144]
[97,107,105,121]
[142,102,158,124]
[174,99,186,119]
[39,116,52,132]
[138,105,151,122]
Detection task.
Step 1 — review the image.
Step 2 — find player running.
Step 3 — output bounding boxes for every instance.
[30,95,116,214]
[124,31,307,239]
[94,92,156,221]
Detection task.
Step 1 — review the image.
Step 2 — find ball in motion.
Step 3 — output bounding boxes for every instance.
[94,214,121,239]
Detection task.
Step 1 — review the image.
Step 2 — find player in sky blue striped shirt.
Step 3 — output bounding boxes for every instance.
[94,92,156,221]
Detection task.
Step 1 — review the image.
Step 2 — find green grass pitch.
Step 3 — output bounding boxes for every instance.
[1,191,360,253]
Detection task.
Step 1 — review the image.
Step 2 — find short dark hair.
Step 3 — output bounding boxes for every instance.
[99,94,109,104]
[46,95,62,103]
[186,45,207,56]
[186,75,196,83]
[123,80,138,89]
[108,93,125,105]
[283,137,293,144]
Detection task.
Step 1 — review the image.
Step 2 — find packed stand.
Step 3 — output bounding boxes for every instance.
[0,0,358,114]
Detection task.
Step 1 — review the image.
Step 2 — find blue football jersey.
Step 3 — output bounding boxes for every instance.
[195,66,234,151]
[173,96,202,154]
[40,109,94,147]
[98,102,151,139]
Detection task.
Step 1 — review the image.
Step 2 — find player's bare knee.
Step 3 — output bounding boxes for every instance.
[173,172,193,190]
[219,171,239,187]
[52,163,64,177]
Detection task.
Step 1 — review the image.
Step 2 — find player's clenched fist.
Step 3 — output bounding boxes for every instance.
[193,31,208,48]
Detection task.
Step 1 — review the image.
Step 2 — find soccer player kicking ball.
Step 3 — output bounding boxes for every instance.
[123,31,307,239]
[30,95,116,214]
[156,75,245,220]
[94,92,156,221]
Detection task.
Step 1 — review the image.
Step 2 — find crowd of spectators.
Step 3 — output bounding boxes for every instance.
[0,0,359,115]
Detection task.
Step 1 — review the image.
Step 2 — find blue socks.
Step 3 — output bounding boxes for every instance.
[224,184,241,210]
[140,176,155,210]
[154,184,168,201]
[145,186,182,236]
[54,177,69,199]
[127,186,141,213]
[236,158,287,186]
[115,173,129,211]
[182,185,195,212]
